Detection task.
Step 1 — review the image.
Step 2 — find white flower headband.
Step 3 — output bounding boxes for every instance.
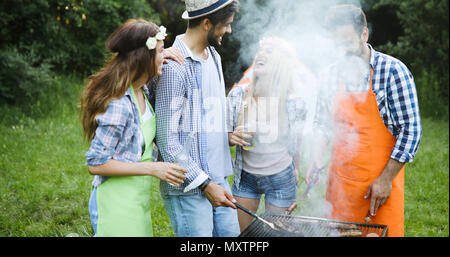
[146,26,168,50]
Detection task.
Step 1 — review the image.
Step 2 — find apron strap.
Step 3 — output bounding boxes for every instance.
[368,67,374,93]
[338,66,375,92]
[130,86,155,124]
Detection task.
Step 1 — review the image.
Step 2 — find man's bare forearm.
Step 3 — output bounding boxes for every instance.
[378,158,404,182]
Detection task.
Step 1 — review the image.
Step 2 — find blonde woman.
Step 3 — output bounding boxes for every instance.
[227,37,314,231]
[80,19,186,236]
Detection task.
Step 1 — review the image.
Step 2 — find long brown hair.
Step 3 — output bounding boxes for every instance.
[80,19,160,142]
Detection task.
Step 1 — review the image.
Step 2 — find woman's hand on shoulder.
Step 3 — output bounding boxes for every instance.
[163,47,185,64]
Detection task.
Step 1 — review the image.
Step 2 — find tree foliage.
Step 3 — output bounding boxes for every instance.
[373,0,449,118]
[1,0,447,119]
[147,0,186,45]
[145,0,450,119]
[0,0,159,104]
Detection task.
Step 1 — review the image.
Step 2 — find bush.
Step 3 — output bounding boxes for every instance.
[373,0,449,119]
[0,73,83,125]
[414,71,449,120]
[0,47,54,105]
[1,0,160,75]
[0,0,160,110]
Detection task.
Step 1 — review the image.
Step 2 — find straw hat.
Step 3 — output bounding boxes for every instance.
[182,0,234,20]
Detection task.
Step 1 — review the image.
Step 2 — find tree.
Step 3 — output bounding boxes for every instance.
[373,0,449,119]
[0,0,159,105]
[147,0,186,45]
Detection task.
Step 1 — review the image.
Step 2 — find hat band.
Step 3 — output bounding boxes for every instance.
[188,0,229,18]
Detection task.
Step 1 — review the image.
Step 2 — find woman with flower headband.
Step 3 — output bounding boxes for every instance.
[227,37,316,231]
[80,19,187,237]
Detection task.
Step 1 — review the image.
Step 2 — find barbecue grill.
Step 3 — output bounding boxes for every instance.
[239,213,388,237]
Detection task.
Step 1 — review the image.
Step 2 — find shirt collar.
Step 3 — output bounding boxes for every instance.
[173,34,191,59]
[125,85,151,101]
[173,34,209,63]
[367,43,377,69]
[125,87,132,97]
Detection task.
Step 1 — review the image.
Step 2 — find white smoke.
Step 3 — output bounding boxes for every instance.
[230,0,366,220]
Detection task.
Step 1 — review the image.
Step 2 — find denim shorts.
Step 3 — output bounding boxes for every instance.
[232,163,297,208]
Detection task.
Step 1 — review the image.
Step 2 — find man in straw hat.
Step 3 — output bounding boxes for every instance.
[155,0,241,237]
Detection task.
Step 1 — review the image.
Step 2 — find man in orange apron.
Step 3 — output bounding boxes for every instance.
[306,5,422,237]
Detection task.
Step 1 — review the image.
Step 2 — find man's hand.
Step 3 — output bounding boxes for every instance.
[163,47,184,64]
[305,165,322,185]
[285,202,297,215]
[203,182,237,209]
[304,133,328,186]
[364,176,392,217]
[364,159,404,216]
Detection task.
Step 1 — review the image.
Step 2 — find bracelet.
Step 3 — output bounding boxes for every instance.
[199,177,212,191]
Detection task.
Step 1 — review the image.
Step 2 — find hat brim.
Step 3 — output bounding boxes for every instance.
[182,0,234,20]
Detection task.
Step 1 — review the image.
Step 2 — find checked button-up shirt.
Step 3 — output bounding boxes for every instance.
[315,44,422,163]
[155,34,232,195]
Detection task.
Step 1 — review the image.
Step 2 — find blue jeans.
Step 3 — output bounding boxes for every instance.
[88,186,98,236]
[232,162,298,208]
[161,178,240,237]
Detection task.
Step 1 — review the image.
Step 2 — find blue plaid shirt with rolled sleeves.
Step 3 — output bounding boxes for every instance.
[85,87,150,187]
[315,44,422,163]
[155,34,231,195]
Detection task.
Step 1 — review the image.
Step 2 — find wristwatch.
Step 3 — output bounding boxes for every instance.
[199,177,212,191]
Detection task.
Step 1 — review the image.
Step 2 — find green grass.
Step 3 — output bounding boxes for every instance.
[403,118,449,236]
[0,77,174,237]
[0,78,448,237]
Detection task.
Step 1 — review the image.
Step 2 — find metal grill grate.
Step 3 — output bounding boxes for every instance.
[239,213,388,237]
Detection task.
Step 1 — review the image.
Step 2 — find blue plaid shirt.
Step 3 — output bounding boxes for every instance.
[316,44,422,163]
[155,35,231,195]
[85,87,152,186]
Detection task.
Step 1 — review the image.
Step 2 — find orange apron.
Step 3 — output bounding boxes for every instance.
[231,66,253,91]
[325,68,405,237]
